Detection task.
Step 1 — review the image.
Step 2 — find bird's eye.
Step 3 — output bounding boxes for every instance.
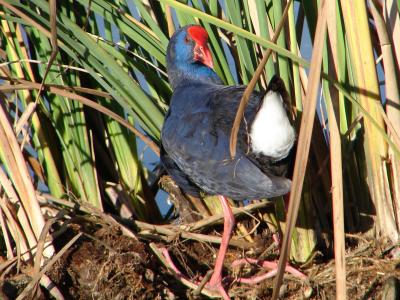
[184,35,190,44]
[200,46,203,50]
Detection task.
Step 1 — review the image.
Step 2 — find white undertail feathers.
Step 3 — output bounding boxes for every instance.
[250,91,295,160]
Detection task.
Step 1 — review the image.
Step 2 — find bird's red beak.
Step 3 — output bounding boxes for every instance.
[193,43,214,69]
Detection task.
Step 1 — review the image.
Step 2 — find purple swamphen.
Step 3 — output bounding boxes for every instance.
[161,25,299,299]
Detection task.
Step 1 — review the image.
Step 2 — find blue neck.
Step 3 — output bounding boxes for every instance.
[167,62,223,90]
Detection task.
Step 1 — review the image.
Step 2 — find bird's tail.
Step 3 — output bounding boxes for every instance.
[266,75,290,111]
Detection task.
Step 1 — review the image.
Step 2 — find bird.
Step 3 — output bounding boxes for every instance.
[161,25,297,299]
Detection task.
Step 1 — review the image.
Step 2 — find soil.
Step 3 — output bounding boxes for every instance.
[1,215,400,299]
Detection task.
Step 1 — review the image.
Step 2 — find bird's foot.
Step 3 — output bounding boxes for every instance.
[204,273,231,300]
[204,281,230,300]
[159,247,306,298]
[230,258,307,284]
[160,247,231,299]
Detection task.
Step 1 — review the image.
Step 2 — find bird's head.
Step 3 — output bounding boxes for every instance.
[166,25,221,89]
[167,25,214,69]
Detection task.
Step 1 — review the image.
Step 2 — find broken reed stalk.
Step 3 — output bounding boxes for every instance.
[271,0,327,299]
[229,0,292,158]
[39,190,268,248]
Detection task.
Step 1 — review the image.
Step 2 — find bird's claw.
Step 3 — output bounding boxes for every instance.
[159,247,231,299]
[230,258,307,284]
[159,246,306,299]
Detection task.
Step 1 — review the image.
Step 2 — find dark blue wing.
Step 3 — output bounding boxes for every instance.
[160,145,201,197]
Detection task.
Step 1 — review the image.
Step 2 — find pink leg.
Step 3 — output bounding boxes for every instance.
[206,195,235,300]
[231,258,307,284]
[160,195,306,297]
[161,247,184,277]
[159,196,234,300]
